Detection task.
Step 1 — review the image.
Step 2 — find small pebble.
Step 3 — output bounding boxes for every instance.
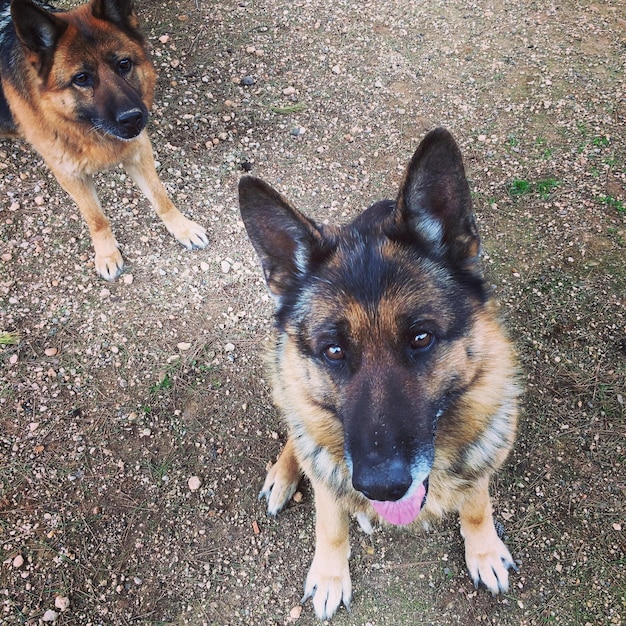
[55,596,70,611]
[44,347,58,357]
[177,342,192,351]
[188,476,201,491]
[12,554,24,568]
[42,610,58,622]
[241,75,255,86]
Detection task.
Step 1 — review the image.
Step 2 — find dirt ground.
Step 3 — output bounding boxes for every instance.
[1,0,625,624]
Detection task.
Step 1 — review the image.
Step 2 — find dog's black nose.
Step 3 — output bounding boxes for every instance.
[352,459,412,502]
[116,108,145,137]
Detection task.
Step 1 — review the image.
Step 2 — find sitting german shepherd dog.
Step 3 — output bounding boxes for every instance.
[239,128,519,619]
[0,0,208,279]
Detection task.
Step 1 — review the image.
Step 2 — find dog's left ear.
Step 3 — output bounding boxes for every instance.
[396,127,480,269]
[91,0,139,33]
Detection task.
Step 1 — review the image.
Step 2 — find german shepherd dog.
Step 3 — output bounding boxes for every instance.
[239,128,519,619]
[0,0,208,280]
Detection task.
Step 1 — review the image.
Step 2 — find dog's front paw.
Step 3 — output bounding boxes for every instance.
[302,555,352,620]
[259,459,300,516]
[464,535,517,595]
[168,215,209,250]
[94,246,124,281]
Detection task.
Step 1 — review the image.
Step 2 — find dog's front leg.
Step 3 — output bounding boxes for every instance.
[124,133,208,250]
[51,170,123,280]
[459,479,517,595]
[303,479,351,620]
[260,437,302,515]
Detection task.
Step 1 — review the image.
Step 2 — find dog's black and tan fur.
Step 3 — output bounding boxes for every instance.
[0,0,207,279]
[239,128,519,619]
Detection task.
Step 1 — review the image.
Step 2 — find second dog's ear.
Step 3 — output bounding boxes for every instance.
[396,127,481,269]
[11,0,68,73]
[238,176,325,302]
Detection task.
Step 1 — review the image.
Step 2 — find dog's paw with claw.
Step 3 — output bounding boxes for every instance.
[258,461,300,515]
[302,556,352,620]
[169,216,209,250]
[465,535,518,595]
[94,242,124,281]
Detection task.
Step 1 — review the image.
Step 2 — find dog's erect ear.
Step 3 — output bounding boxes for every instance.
[91,0,140,35]
[11,0,68,72]
[396,127,481,268]
[238,176,325,301]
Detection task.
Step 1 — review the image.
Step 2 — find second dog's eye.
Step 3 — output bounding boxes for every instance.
[324,344,345,362]
[410,331,434,350]
[117,58,132,74]
[72,72,92,87]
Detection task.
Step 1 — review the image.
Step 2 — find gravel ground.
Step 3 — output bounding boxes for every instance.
[1,0,625,624]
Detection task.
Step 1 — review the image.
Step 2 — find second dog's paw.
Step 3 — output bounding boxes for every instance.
[465,535,518,595]
[94,246,124,281]
[169,216,209,250]
[302,557,352,620]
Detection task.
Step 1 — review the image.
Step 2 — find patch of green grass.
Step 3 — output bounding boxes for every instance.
[592,135,610,148]
[508,179,532,196]
[150,373,174,393]
[269,103,307,114]
[0,331,20,346]
[508,178,560,199]
[599,195,625,214]
[535,178,560,199]
[507,135,520,148]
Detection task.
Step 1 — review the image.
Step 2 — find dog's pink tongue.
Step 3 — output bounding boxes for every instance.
[369,482,427,526]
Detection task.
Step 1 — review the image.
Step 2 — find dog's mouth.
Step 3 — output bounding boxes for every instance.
[368,478,429,526]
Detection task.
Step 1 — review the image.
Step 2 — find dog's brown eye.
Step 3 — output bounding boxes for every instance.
[72,72,92,87]
[117,58,132,74]
[411,331,433,350]
[324,345,345,362]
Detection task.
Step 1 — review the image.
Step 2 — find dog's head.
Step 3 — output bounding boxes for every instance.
[11,0,155,139]
[240,128,488,525]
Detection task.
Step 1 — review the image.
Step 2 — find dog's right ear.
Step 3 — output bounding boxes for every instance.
[11,0,68,74]
[238,176,324,301]
[91,0,142,40]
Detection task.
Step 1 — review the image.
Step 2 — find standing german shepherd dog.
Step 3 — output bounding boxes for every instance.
[0,0,208,279]
[239,128,519,619]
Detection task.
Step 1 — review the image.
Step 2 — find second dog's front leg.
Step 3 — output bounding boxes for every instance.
[303,480,351,620]
[51,170,123,280]
[125,133,209,250]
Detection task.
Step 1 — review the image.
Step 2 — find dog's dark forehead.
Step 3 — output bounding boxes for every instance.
[302,231,468,334]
